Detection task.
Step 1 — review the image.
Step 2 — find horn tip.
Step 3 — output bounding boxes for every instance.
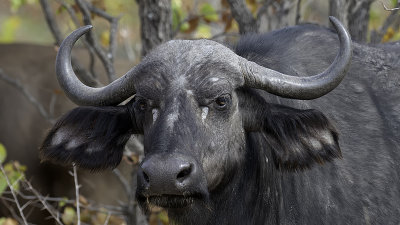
[328,16,337,24]
[83,25,93,30]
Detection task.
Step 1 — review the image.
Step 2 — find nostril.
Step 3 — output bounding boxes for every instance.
[143,171,150,184]
[176,164,192,183]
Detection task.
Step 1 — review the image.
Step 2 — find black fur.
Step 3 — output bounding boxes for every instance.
[40,105,134,170]
[265,105,341,170]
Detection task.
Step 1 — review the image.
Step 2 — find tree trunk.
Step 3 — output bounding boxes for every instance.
[258,0,297,32]
[226,0,259,34]
[329,0,374,43]
[136,0,172,57]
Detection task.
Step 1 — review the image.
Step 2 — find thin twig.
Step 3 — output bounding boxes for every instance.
[113,169,131,197]
[39,0,100,86]
[103,212,112,225]
[210,31,240,40]
[295,0,302,24]
[0,165,28,225]
[75,0,117,82]
[381,0,400,11]
[371,1,400,43]
[1,198,25,225]
[0,69,55,124]
[1,195,124,216]
[3,190,125,213]
[24,180,64,225]
[226,0,259,34]
[49,94,57,118]
[55,0,100,79]
[256,0,273,22]
[72,165,81,225]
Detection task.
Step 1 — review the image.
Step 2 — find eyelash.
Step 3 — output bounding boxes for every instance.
[214,94,231,110]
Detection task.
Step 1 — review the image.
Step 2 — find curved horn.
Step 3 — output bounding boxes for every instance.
[56,25,138,106]
[241,16,352,100]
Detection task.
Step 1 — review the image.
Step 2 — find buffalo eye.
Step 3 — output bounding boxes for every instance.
[214,94,231,110]
[134,97,148,111]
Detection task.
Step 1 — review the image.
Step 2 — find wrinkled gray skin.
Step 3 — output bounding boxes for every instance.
[41,24,400,225]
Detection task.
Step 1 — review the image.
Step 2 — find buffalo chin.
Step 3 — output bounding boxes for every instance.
[136,192,209,210]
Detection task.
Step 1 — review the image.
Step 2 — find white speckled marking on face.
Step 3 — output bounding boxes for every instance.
[167,97,180,130]
[201,107,209,122]
[152,109,159,124]
[209,77,219,82]
[167,112,179,130]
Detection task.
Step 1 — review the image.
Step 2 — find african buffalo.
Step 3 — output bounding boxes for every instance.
[40,16,400,225]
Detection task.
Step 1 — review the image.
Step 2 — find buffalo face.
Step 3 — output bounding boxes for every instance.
[130,45,248,212]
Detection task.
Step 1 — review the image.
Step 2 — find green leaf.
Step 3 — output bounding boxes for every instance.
[0,162,25,193]
[58,197,69,208]
[10,0,24,13]
[172,0,186,31]
[0,176,7,196]
[195,24,212,39]
[0,144,6,164]
[158,210,169,224]
[0,16,21,43]
[200,3,219,22]
[62,207,77,225]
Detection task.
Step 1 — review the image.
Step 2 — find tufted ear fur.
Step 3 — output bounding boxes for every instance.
[264,104,341,170]
[40,105,137,170]
[239,89,341,171]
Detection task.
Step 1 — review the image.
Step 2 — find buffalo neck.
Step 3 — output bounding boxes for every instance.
[206,132,281,225]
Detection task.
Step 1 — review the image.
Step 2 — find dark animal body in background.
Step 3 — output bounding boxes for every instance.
[40,17,400,225]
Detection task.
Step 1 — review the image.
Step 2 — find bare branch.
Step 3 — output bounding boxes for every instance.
[84,0,121,75]
[0,69,55,124]
[113,168,131,197]
[226,0,258,34]
[296,0,302,24]
[0,164,28,225]
[39,0,63,44]
[256,0,273,22]
[55,0,98,80]
[103,213,111,225]
[24,180,64,225]
[371,2,400,43]
[39,0,100,87]
[1,199,25,225]
[54,0,81,25]
[210,31,240,40]
[72,165,81,225]
[75,0,117,82]
[49,94,57,118]
[381,1,400,11]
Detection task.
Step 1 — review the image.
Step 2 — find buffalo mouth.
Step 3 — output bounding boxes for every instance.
[137,193,205,209]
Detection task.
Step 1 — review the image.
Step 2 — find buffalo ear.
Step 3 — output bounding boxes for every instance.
[264,104,341,171]
[40,105,136,170]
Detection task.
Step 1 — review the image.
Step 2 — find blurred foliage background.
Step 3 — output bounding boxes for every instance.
[1,0,399,61]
